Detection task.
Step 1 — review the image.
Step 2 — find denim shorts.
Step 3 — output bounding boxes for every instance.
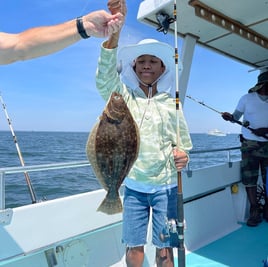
[122,186,178,248]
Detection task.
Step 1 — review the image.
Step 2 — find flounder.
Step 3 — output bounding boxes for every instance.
[86,92,140,215]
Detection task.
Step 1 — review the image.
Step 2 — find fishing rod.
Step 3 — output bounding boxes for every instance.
[156,3,186,267]
[186,95,268,140]
[173,1,186,266]
[186,94,244,123]
[0,94,37,204]
[186,95,222,114]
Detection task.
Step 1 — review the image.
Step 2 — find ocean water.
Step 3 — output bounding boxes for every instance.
[0,131,241,208]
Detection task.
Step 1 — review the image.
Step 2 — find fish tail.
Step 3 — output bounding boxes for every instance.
[97,193,123,215]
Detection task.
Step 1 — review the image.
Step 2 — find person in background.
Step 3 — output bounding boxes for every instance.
[95,0,192,266]
[0,9,123,65]
[222,70,268,227]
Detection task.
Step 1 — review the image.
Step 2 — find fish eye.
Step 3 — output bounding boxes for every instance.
[114,95,121,100]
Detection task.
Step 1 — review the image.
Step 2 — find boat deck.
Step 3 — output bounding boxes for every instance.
[184,221,268,267]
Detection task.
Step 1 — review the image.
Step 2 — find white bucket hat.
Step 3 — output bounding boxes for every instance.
[117,39,182,96]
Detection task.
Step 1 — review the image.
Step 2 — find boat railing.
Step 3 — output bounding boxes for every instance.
[189,145,240,158]
[0,146,241,210]
[186,146,241,176]
[0,160,90,210]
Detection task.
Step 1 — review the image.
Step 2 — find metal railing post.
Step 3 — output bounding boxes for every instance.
[0,172,5,210]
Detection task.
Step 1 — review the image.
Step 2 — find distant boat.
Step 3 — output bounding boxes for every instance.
[208,129,227,136]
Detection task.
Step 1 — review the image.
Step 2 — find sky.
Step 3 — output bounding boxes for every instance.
[0,0,261,134]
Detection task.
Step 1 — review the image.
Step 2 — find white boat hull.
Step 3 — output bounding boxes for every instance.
[0,161,245,267]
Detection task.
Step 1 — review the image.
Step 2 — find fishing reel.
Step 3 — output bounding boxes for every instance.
[242,121,250,127]
[156,12,175,34]
[159,218,179,247]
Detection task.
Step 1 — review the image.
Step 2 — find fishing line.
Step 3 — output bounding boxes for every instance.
[0,94,37,204]
[79,0,91,16]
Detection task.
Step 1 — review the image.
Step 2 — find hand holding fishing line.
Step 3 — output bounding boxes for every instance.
[82,10,124,38]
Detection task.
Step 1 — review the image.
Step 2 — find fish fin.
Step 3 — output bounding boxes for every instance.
[97,194,123,215]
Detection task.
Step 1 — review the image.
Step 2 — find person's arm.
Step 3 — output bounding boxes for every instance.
[95,0,126,100]
[0,10,123,65]
[251,128,268,137]
[103,0,126,49]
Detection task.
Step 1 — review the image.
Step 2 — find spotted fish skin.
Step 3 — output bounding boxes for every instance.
[86,92,140,215]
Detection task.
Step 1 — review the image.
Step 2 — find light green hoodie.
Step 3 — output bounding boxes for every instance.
[96,44,192,191]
